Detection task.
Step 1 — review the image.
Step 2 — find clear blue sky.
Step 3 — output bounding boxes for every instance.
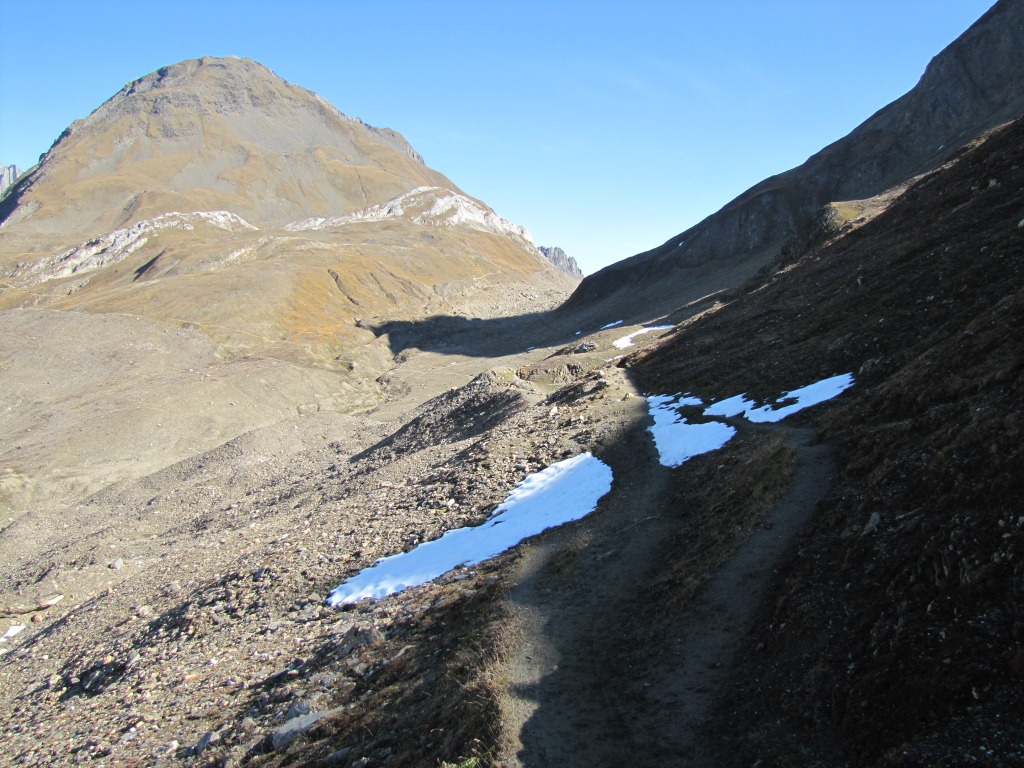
[0,1,996,274]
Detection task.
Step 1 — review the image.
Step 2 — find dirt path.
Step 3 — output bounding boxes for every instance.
[498,410,836,766]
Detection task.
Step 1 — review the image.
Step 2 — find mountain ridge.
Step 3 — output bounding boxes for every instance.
[569,0,1024,313]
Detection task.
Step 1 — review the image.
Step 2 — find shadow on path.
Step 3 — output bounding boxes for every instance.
[499,410,836,767]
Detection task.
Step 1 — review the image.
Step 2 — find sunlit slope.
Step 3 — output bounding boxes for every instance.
[0,57,577,514]
[0,56,458,252]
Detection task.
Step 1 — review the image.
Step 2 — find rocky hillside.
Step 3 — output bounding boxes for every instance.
[1,7,1022,768]
[626,113,1024,767]
[0,57,577,515]
[569,0,1024,315]
[2,114,1018,768]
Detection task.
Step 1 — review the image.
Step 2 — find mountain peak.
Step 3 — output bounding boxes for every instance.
[1,56,453,243]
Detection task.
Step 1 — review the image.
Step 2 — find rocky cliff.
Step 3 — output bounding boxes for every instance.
[538,245,583,278]
[0,165,19,196]
[569,0,1024,312]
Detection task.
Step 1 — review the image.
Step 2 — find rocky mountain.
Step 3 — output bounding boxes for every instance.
[0,164,19,196]
[0,57,456,247]
[538,245,583,278]
[0,56,577,514]
[568,0,1024,315]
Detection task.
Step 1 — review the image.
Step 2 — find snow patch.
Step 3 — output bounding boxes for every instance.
[647,394,736,467]
[287,186,536,247]
[599,320,624,330]
[743,373,855,423]
[1,625,26,642]
[647,373,855,466]
[613,325,674,349]
[703,394,757,419]
[328,453,613,605]
[27,211,258,283]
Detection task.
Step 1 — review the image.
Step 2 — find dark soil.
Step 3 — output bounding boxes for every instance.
[627,115,1024,766]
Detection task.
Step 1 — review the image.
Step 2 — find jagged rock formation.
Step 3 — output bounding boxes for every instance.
[0,165,18,196]
[570,0,1024,311]
[538,245,583,279]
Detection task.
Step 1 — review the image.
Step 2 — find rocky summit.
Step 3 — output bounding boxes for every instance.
[0,4,1022,768]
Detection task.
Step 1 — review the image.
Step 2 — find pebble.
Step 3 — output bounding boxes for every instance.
[109,558,124,571]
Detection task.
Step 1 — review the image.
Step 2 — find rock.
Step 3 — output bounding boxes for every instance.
[284,701,312,720]
[195,730,220,754]
[0,165,19,196]
[271,708,341,752]
[329,622,384,657]
[861,511,882,536]
[324,747,352,764]
[538,246,583,279]
[154,740,179,758]
[109,558,124,571]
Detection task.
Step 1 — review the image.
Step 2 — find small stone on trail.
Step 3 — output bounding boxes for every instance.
[109,558,124,571]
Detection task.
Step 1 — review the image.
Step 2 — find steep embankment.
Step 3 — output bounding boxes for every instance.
[568,0,1024,317]
[626,114,1024,765]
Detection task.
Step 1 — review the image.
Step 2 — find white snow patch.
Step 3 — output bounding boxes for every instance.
[647,374,855,466]
[28,211,258,283]
[703,393,757,419]
[1,625,26,642]
[328,453,613,605]
[613,324,674,349]
[287,186,536,247]
[600,320,624,330]
[743,373,855,423]
[647,394,736,467]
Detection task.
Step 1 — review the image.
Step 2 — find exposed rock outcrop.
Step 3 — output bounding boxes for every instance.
[539,246,583,279]
[0,165,19,196]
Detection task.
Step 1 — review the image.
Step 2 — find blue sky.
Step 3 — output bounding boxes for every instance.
[0,1,995,274]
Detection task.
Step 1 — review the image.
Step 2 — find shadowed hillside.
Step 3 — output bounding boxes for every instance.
[569,0,1024,318]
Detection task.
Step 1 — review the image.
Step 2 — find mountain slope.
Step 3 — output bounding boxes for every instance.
[0,57,456,248]
[0,57,578,514]
[569,0,1024,314]
[625,114,1024,766]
